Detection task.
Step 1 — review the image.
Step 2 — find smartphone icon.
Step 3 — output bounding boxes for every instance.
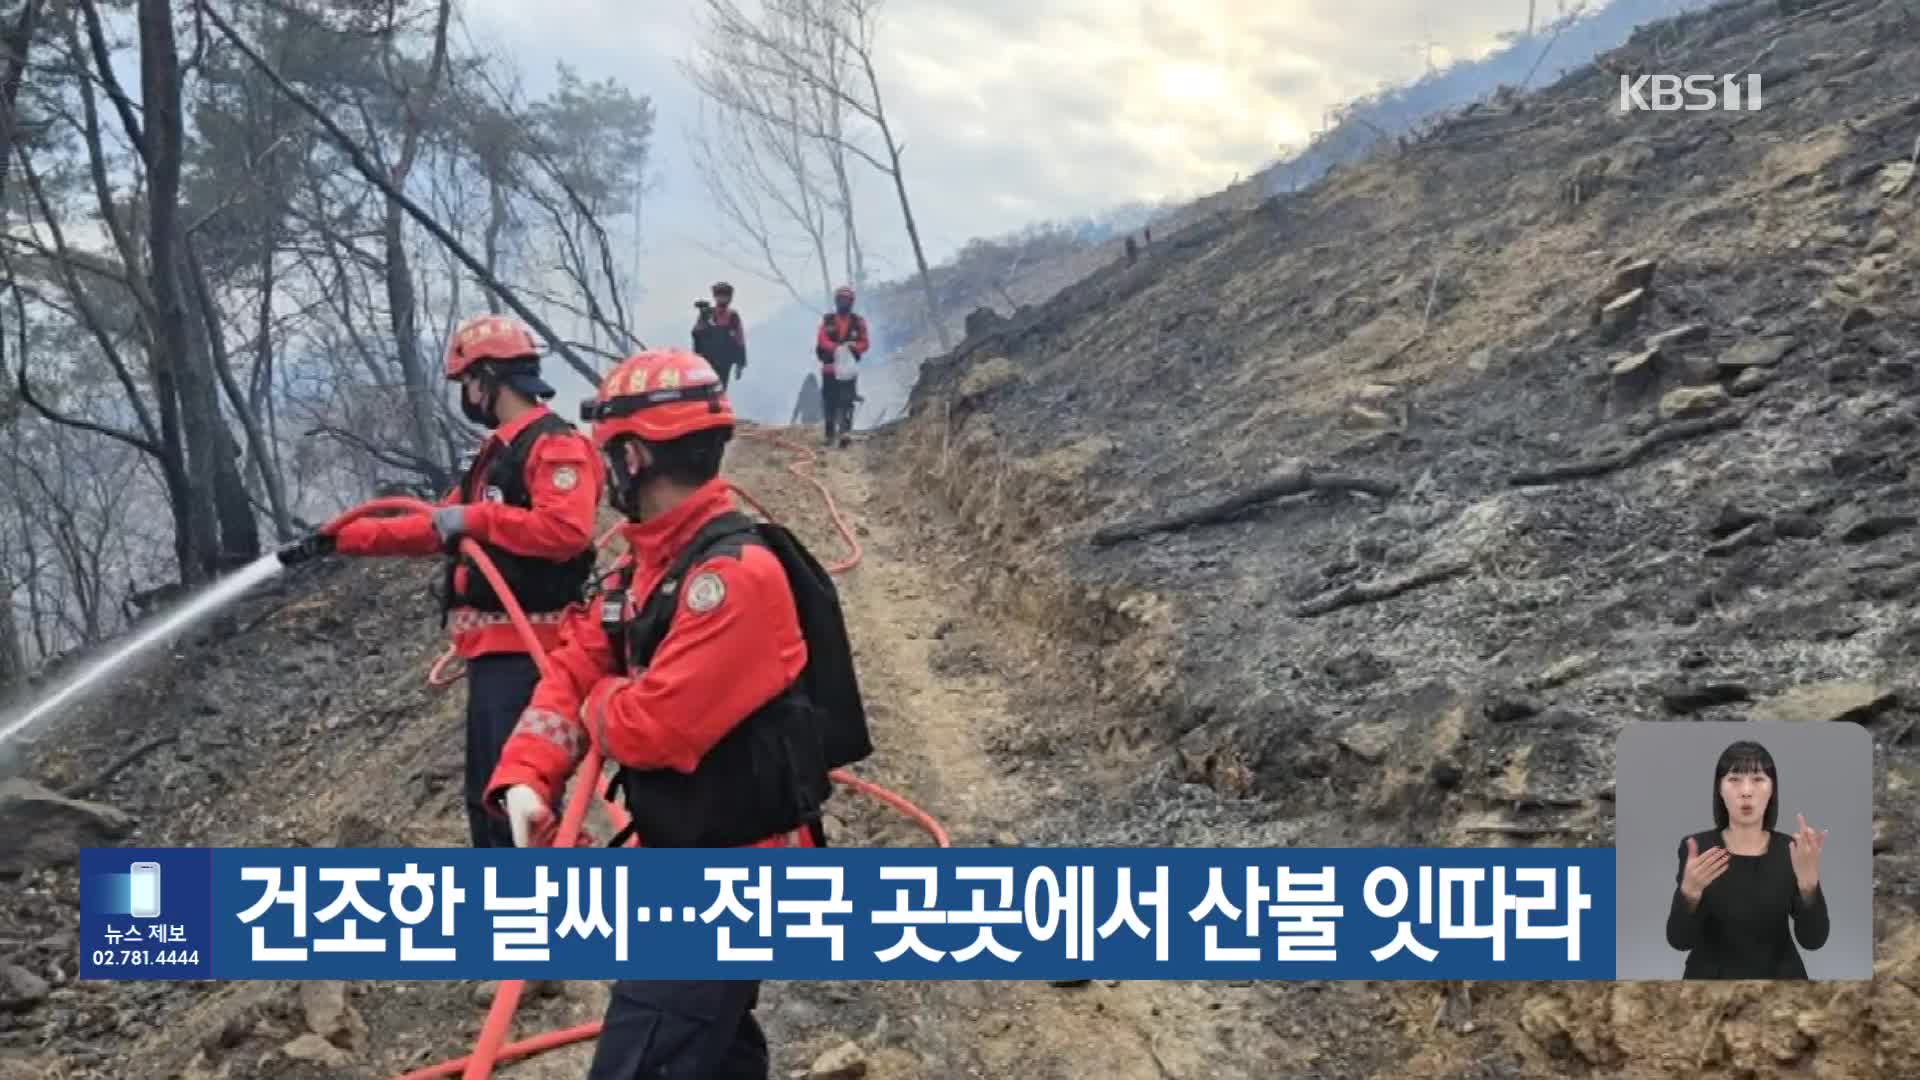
[128,861,161,919]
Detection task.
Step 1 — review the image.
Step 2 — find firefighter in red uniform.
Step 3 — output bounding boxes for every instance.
[483,346,868,1080]
[276,314,603,850]
[813,285,869,447]
[691,280,748,391]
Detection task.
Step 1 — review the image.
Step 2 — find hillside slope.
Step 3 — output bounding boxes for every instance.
[0,433,1394,1080]
[853,1,1748,428]
[6,1,1920,1076]
[883,0,1920,1072]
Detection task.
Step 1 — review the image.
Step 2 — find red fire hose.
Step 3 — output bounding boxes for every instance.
[420,426,859,687]
[323,424,942,1080]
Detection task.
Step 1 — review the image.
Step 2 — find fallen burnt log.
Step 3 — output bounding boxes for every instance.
[1295,560,1470,617]
[1508,410,1743,487]
[1089,467,1398,547]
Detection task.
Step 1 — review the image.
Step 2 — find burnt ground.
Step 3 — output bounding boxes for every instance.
[6,0,1920,1077]
[884,0,1920,1074]
[2,433,1426,1080]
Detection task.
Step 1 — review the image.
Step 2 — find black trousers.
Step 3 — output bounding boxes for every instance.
[464,652,541,849]
[702,353,740,391]
[587,979,767,1079]
[821,376,856,441]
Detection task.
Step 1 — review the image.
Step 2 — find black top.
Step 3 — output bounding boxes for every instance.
[1665,829,1830,979]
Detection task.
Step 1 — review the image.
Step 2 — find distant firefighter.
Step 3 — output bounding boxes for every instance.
[815,285,869,447]
[691,281,747,390]
[791,371,823,426]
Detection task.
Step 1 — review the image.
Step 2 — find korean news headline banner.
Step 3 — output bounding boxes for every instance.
[79,847,1613,981]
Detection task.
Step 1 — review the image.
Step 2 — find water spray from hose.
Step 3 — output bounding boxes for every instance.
[1,428,944,1080]
[0,554,289,753]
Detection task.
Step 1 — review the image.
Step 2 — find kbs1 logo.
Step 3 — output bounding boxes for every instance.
[1618,74,1763,112]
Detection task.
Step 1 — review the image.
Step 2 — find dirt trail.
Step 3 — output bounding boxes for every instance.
[9,430,1412,1079]
[802,444,1019,842]
[376,430,1209,1080]
[740,433,1409,1080]
[763,441,1186,1080]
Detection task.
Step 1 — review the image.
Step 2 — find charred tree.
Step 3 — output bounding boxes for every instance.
[140,0,225,583]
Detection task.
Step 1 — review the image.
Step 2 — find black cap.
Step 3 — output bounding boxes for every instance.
[490,359,555,400]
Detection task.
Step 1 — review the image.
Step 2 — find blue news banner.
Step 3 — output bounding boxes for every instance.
[79,848,1614,981]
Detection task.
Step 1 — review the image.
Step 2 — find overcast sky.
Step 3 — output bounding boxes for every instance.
[456,1,1552,373]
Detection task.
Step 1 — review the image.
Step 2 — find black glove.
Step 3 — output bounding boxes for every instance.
[276,531,337,566]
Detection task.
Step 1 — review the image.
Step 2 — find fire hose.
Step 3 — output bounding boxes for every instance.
[318,425,942,1080]
[419,427,861,689]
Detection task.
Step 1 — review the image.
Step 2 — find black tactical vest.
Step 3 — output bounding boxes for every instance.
[600,510,871,848]
[440,412,597,619]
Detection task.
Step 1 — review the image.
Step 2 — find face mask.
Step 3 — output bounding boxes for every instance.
[461,377,502,428]
[604,442,649,519]
[835,300,852,314]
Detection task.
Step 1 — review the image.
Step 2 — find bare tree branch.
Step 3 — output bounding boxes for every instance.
[557,338,628,362]
[0,234,134,290]
[64,12,157,323]
[684,112,814,308]
[689,0,949,347]
[199,0,607,386]
[11,145,162,446]
[14,361,159,458]
[304,424,443,478]
[183,229,293,538]
[76,0,145,158]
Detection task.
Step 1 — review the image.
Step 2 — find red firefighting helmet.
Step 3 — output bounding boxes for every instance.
[444,314,540,381]
[581,348,734,449]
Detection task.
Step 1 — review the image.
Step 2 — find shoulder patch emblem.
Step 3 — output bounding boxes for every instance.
[684,571,726,613]
[552,465,578,492]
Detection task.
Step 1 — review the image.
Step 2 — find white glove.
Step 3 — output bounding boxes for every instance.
[503,785,552,848]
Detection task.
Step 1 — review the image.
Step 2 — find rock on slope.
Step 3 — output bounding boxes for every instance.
[879,0,1920,1074]
[0,438,1060,1079]
[0,554,468,1072]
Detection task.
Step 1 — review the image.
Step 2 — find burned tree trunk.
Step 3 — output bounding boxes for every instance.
[0,579,24,692]
[0,0,41,203]
[380,0,456,492]
[140,0,220,583]
[185,233,290,543]
[175,245,258,567]
[384,205,446,489]
[213,426,259,564]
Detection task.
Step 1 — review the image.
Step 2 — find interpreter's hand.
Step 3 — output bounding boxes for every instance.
[275,531,337,566]
[431,505,467,547]
[1789,813,1827,895]
[1680,836,1730,903]
[503,785,554,848]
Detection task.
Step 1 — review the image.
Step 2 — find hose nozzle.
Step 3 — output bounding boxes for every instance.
[275,531,337,567]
